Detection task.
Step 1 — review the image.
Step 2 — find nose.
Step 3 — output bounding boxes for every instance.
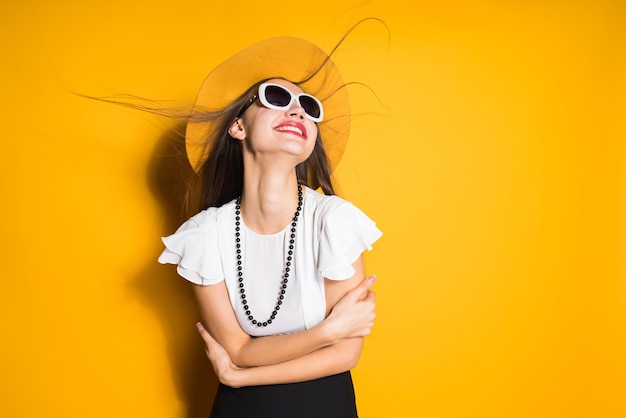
[286,101,306,120]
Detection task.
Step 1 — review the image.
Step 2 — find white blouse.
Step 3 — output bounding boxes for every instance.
[158,187,382,337]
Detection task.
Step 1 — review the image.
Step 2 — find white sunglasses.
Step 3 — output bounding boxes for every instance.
[239,82,324,122]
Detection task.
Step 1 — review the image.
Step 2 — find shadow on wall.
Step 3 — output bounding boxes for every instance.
[132,122,218,418]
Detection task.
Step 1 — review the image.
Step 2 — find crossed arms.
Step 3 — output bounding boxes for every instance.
[193,255,377,388]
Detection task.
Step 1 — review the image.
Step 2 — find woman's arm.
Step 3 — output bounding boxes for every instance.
[197,321,367,387]
[192,255,375,367]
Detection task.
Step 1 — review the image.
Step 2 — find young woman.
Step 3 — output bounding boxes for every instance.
[158,36,382,417]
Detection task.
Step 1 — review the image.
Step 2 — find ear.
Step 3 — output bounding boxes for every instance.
[228,118,246,140]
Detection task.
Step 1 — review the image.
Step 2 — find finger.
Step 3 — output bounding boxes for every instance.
[196,322,216,344]
[349,275,376,301]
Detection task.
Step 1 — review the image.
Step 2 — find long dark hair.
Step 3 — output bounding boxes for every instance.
[196,79,335,210]
[74,18,388,216]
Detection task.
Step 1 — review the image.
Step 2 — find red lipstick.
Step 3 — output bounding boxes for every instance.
[274,121,307,140]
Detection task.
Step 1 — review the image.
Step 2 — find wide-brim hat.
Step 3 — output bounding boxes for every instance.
[186,36,350,172]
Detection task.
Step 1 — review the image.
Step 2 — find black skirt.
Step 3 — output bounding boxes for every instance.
[209,371,358,418]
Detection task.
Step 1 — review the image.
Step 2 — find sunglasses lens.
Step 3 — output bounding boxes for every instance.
[264,85,291,107]
[299,96,322,119]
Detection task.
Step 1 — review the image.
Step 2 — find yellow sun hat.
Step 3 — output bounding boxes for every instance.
[185,36,350,172]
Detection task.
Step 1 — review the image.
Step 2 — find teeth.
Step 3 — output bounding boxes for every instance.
[276,125,304,136]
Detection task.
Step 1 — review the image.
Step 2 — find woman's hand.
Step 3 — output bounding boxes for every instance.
[323,275,377,342]
[196,322,243,388]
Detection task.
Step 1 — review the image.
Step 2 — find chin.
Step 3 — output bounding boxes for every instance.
[282,144,313,159]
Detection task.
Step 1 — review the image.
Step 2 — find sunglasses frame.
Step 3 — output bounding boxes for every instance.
[239,82,324,122]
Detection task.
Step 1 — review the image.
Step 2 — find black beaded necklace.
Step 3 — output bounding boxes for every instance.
[234,183,303,327]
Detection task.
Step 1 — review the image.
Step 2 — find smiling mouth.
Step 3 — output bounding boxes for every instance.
[275,125,306,139]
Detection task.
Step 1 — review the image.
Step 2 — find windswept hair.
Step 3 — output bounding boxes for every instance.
[75,18,389,216]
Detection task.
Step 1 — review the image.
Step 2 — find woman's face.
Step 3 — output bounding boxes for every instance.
[231,79,319,165]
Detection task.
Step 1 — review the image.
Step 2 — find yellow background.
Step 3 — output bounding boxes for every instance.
[1,1,625,417]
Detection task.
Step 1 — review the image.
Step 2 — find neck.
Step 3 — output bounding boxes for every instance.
[240,170,301,234]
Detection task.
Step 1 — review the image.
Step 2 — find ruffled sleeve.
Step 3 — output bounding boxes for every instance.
[317,200,382,280]
[157,210,225,285]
